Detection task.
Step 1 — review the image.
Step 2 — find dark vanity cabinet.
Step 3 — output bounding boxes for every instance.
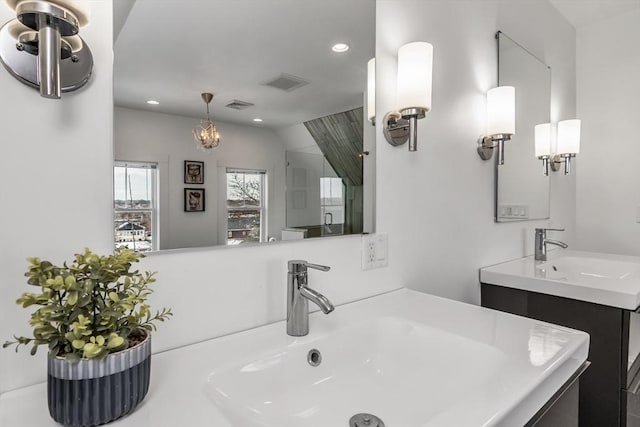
[482,283,640,427]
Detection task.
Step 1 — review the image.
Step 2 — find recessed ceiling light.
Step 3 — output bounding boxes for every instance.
[146,100,160,105]
[332,43,349,53]
[253,118,263,122]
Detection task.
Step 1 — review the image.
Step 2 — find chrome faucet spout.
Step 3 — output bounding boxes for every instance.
[299,286,334,314]
[287,260,332,336]
[545,239,568,249]
[534,228,568,261]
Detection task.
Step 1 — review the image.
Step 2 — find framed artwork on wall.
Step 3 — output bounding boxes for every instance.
[184,188,205,212]
[184,160,204,184]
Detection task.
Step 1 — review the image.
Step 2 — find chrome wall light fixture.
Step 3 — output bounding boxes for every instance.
[192,92,220,151]
[535,122,552,176]
[477,86,515,164]
[0,0,93,98]
[534,120,580,176]
[383,42,433,152]
[550,119,580,175]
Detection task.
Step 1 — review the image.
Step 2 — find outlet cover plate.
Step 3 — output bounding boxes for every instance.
[362,233,388,270]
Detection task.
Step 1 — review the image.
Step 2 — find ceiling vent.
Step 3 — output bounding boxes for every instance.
[262,73,310,92]
[225,99,255,110]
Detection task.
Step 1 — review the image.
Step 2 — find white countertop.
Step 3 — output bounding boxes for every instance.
[480,250,640,310]
[0,288,589,427]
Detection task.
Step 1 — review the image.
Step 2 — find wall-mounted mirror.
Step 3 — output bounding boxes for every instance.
[495,31,551,222]
[113,0,375,251]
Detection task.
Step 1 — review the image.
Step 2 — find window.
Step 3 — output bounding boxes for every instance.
[226,169,266,245]
[320,177,345,225]
[114,162,158,252]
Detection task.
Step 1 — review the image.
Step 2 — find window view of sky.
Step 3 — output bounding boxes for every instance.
[114,166,153,201]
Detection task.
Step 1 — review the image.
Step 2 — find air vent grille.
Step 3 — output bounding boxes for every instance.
[262,73,310,92]
[225,100,255,110]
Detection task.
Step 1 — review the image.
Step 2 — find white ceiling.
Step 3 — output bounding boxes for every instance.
[548,0,640,28]
[114,0,374,129]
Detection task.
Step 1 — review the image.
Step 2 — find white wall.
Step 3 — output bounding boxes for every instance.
[276,123,322,154]
[574,9,640,256]
[115,107,287,248]
[0,1,114,394]
[375,0,577,303]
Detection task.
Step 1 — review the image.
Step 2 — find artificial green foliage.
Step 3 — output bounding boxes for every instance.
[3,248,172,360]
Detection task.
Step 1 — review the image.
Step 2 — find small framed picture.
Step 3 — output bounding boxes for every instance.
[184,160,204,184]
[184,188,205,212]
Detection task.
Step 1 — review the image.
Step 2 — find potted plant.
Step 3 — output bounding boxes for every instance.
[3,248,172,427]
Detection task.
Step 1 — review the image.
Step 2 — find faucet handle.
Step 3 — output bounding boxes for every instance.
[536,227,565,233]
[287,260,331,273]
[304,262,331,272]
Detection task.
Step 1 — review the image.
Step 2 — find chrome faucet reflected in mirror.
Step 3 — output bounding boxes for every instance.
[535,228,568,261]
[287,260,333,336]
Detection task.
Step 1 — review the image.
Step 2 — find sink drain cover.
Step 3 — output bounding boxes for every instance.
[349,413,385,427]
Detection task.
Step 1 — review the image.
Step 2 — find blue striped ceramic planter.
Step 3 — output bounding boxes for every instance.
[47,334,152,427]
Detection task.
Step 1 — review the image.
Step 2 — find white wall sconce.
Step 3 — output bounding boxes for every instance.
[551,119,581,175]
[383,41,433,152]
[367,57,375,125]
[0,0,93,99]
[535,123,552,176]
[477,86,515,164]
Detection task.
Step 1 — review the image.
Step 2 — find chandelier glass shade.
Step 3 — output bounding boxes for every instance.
[192,93,220,150]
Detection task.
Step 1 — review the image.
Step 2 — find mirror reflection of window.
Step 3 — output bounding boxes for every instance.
[226,169,266,245]
[113,162,158,252]
[320,177,345,229]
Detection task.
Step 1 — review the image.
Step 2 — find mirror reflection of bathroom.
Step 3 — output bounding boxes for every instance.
[495,31,551,222]
[113,0,374,252]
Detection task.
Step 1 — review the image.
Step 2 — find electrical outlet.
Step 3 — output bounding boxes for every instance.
[362,233,388,270]
[498,204,529,219]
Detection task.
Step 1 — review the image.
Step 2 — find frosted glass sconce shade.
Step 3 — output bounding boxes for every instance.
[397,42,433,113]
[534,123,551,157]
[551,119,581,175]
[383,41,433,152]
[367,58,375,124]
[477,86,515,164]
[535,123,552,176]
[487,86,515,136]
[557,119,581,155]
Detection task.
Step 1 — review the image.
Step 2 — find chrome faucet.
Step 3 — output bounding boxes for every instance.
[535,228,568,261]
[287,260,333,336]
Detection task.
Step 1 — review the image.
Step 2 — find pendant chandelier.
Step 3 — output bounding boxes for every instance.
[192,93,220,151]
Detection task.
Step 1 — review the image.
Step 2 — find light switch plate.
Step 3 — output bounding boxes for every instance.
[362,233,389,270]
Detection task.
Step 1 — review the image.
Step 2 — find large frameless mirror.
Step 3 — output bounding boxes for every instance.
[113,0,375,251]
[495,31,551,222]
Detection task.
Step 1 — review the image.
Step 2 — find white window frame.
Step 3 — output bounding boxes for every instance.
[224,168,267,245]
[113,161,159,252]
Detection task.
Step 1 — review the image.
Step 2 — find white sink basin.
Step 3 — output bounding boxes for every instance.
[197,289,587,427]
[538,256,640,283]
[481,250,640,309]
[206,317,507,426]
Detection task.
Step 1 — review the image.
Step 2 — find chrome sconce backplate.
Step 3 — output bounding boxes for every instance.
[0,1,93,98]
[383,108,429,152]
[383,111,410,147]
[477,134,512,165]
[550,153,575,175]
